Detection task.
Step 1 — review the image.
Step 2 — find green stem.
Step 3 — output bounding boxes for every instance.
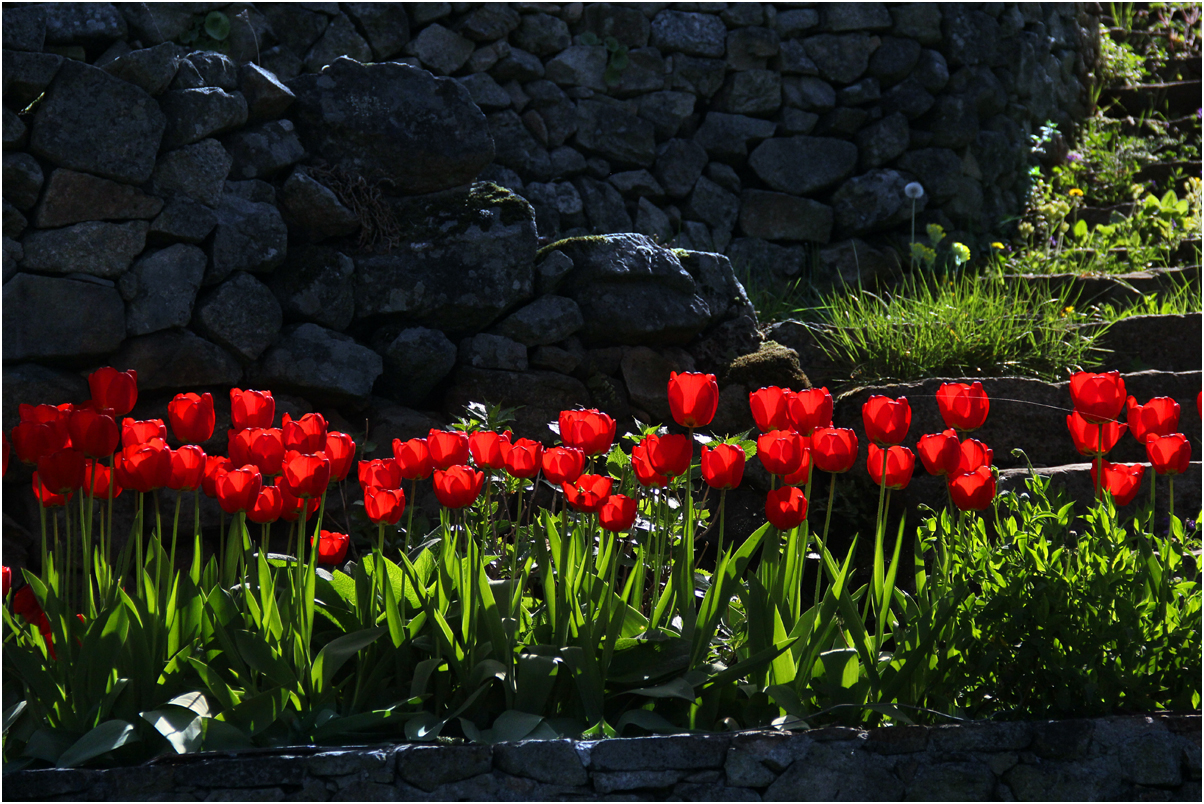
[816,473,837,607]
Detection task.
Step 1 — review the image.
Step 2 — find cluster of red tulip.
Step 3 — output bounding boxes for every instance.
[1067,371,1195,506]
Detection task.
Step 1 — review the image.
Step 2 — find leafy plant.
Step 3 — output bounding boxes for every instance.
[178,11,231,54]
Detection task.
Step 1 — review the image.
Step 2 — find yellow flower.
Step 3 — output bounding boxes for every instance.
[1061,305,1075,317]
[926,223,945,245]
[1068,188,1084,197]
[991,242,1005,250]
[951,242,971,265]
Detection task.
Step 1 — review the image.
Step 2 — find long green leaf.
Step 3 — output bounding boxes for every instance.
[57,720,138,768]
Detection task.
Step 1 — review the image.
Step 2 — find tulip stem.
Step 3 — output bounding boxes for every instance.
[83,464,96,617]
[153,490,164,589]
[171,492,182,580]
[135,493,145,598]
[816,473,837,607]
[192,489,202,586]
[405,478,417,556]
[106,454,116,571]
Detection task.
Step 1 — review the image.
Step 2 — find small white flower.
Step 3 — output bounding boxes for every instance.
[904,182,925,200]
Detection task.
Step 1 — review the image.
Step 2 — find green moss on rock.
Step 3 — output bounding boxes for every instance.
[722,340,811,391]
[536,234,608,261]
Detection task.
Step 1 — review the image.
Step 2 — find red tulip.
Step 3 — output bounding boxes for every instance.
[19,402,72,426]
[469,430,512,470]
[216,465,263,514]
[166,392,215,445]
[115,441,172,493]
[782,441,812,486]
[749,386,793,433]
[954,438,993,477]
[282,412,327,454]
[541,446,585,485]
[1126,396,1180,445]
[1197,391,1201,417]
[917,430,961,477]
[1069,371,1126,424]
[359,458,402,491]
[2,566,9,597]
[867,443,915,490]
[32,472,72,507]
[230,388,275,431]
[949,466,996,511]
[37,448,86,494]
[504,438,543,479]
[83,460,122,499]
[599,494,637,532]
[67,408,119,458]
[393,438,434,480]
[317,530,349,565]
[811,427,859,473]
[757,430,804,477]
[765,486,808,530]
[11,421,65,465]
[428,429,470,469]
[862,395,911,446]
[122,418,166,448]
[560,409,616,456]
[278,479,321,522]
[935,381,989,432]
[433,465,484,508]
[788,387,833,436]
[365,486,406,525]
[668,371,718,428]
[168,445,206,491]
[644,433,692,477]
[87,367,137,416]
[1090,461,1144,506]
[12,585,51,636]
[1067,411,1126,457]
[1146,433,1191,476]
[202,456,234,499]
[631,440,669,488]
[280,450,331,498]
[247,485,284,524]
[229,427,285,478]
[324,432,356,482]
[563,473,613,513]
[701,444,745,489]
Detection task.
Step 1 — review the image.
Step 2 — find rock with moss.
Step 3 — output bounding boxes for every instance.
[722,341,811,392]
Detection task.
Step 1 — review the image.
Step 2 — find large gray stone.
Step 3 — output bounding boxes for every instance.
[352,183,536,335]
[512,13,570,57]
[591,734,731,772]
[868,36,922,86]
[42,3,126,44]
[2,273,125,361]
[748,136,858,195]
[29,59,165,184]
[260,4,327,56]
[726,26,780,70]
[825,3,892,31]
[650,10,727,58]
[344,4,410,59]
[192,272,284,362]
[3,107,26,149]
[403,23,474,75]
[831,169,920,236]
[668,54,727,98]
[494,740,588,786]
[268,246,356,331]
[100,42,179,96]
[694,112,777,162]
[855,112,910,170]
[636,91,696,140]
[654,138,709,198]
[149,197,217,245]
[208,190,288,283]
[151,139,233,209]
[905,761,995,801]
[158,87,248,150]
[740,190,833,242]
[252,323,382,403]
[288,58,494,194]
[125,244,207,336]
[33,168,163,228]
[776,9,820,38]
[278,170,360,242]
[396,745,493,793]
[305,14,373,73]
[712,69,782,116]
[184,51,237,90]
[3,5,47,52]
[456,73,511,111]
[686,176,739,249]
[803,34,879,84]
[575,100,657,168]
[459,333,528,371]
[489,109,554,181]
[494,295,584,346]
[1119,732,1183,787]
[20,220,147,278]
[3,50,64,108]
[891,4,943,45]
[239,63,295,123]
[3,153,44,211]
[582,3,650,47]
[545,45,608,92]
[765,743,902,801]
[574,176,631,233]
[4,201,26,239]
[222,119,306,180]
[372,326,458,405]
[458,4,520,41]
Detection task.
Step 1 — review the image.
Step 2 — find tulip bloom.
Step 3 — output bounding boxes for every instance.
[560,409,616,456]
[283,412,327,454]
[167,392,215,445]
[811,427,859,473]
[757,430,804,476]
[631,440,669,488]
[599,494,637,532]
[12,585,51,637]
[954,438,993,477]
[67,408,120,459]
[867,444,915,490]
[1090,461,1144,506]
[701,444,745,489]
[2,566,9,597]
[668,371,719,428]
[37,448,87,494]
[280,450,331,499]
[32,472,72,507]
[228,427,285,478]
[433,465,485,508]
[1067,411,1126,457]
[427,429,470,470]
[917,430,961,477]
[278,480,321,522]
[644,433,692,477]
[788,387,833,436]
[358,458,402,491]
[935,382,989,432]
[749,386,793,433]
[317,530,349,565]
[469,430,512,470]
[11,421,65,465]
[504,438,544,479]
[122,418,166,448]
[393,438,434,480]
[949,466,996,511]
[202,456,234,498]
[1126,396,1180,444]
[365,486,406,525]
[115,441,172,493]
[87,367,138,416]
[83,460,122,499]
[324,432,356,482]
[230,388,275,430]
[862,396,911,446]
[563,474,613,514]
[783,443,812,487]
[216,465,263,514]
[1069,371,1126,424]
[1146,433,1191,476]
[765,486,808,530]
[167,445,206,492]
[247,485,284,524]
[541,446,585,485]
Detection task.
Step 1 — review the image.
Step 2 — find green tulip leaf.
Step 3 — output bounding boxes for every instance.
[141,706,203,754]
[57,720,139,768]
[204,11,230,40]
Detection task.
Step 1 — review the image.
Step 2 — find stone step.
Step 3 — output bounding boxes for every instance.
[1101,80,1203,118]
[1092,313,1202,373]
[1002,265,1199,309]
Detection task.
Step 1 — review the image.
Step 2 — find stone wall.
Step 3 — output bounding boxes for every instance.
[4,714,1199,801]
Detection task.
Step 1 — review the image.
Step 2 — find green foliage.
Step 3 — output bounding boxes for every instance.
[578,33,630,87]
[178,11,230,54]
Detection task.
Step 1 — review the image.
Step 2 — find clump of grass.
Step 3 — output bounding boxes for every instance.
[1091,269,1203,321]
[816,273,1104,383]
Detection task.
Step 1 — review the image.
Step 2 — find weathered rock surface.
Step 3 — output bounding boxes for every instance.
[33,168,163,228]
[192,271,284,362]
[252,323,383,403]
[20,220,147,277]
[125,244,206,336]
[3,273,126,361]
[372,326,458,406]
[268,246,356,331]
[208,189,288,283]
